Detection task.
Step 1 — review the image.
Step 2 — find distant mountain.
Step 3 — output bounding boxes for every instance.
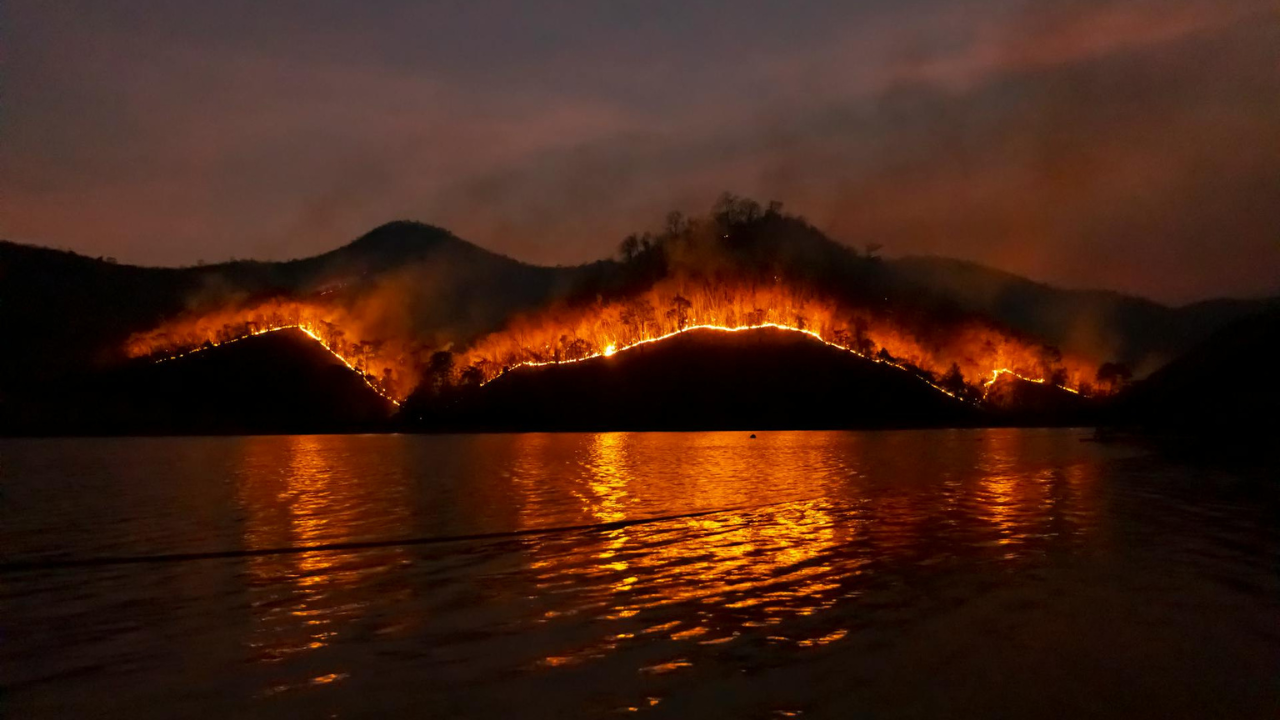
[0,222,584,396]
[4,208,1274,430]
[1113,307,1280,431]
[286,221,595,341]
[405,327,977,432]
[2,329,394,436]
[889,256,1274,375]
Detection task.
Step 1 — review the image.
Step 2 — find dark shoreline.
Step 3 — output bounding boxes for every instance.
[0,420,1159,440]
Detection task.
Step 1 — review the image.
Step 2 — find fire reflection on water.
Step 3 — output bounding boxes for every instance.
[508,431,1103,674]
[5,432,1268,718]
[583,433,636,597]
[976,430,1102,551]
[517,433,855,669]
[225,430,1105,707]
[235,435,411,694]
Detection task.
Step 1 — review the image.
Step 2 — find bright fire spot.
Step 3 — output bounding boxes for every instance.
[603,344,617,357]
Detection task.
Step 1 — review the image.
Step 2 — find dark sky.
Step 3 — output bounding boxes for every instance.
[4,0,1278,303]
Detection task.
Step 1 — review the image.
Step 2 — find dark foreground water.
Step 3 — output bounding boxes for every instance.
[2,430,1277,718]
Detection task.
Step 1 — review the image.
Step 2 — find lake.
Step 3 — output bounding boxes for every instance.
[2,430,1277,718]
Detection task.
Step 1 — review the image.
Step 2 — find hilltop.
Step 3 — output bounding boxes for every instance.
[0,222,583,394]
[3,329,394,436]
[405,326,977,432]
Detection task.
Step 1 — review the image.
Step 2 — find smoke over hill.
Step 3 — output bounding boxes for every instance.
[409,326,976,432]
[2,195,1273,432]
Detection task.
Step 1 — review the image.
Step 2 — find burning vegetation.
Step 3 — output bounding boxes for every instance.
[124,195,1130,410]
[124,298,418,404]
[454,278,1096,403]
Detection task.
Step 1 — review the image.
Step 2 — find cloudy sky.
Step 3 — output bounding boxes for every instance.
[3,0,1277,302]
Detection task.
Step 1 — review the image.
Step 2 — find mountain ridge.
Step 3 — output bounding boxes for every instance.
[889,255,1276,373]
[405,326,979,432]
[3,212,1275,402]
[5,231,1269,312]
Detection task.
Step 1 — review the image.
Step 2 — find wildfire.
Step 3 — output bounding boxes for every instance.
[119,195,1126,414]
[126,299,412,405]
[458,279,1098,402]
[161,325,400,405]
[983,368,1082,397]
[126,280,1101,410]
[489,321,974,402]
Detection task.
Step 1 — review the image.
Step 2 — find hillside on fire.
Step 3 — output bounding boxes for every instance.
[403,326,978,432]
[2,329,394,436]
[0,222,581,398]
[2,194,1274,434]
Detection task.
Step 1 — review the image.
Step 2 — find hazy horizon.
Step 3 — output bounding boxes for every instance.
[4,0,1277,303]
[7,214,1276,307]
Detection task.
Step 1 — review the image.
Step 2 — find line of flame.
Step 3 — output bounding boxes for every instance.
[154,325,401,406]
[151,321,1080,411]
[485,322,976,404]
[982,368,1081,398]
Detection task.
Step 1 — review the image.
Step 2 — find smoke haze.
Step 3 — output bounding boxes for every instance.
[3,0,1277,303]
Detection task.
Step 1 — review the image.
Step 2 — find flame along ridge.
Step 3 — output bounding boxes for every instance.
[153,325,401,406]
[984,368,1082,396]
[147,321,1086,409]
[487,322,1022,404]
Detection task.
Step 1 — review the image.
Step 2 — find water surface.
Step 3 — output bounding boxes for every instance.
[2,430,1277,718]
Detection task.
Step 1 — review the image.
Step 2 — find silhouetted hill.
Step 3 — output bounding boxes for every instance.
[305,221,514,273]
[0,222,575,395]
[982,373,1092,421]
[404,327,977,431]
[1,329,395,436]
[0,241,198,391]
[288,221,593,341]
[291,221,582,302]
[1113,307,1280,431]
[5,206,1274,428]
[890,256,1275,375]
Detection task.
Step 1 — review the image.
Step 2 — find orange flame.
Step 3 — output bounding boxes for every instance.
[125,298,413,404]
[458,279,1097,399]
[126,279,1100,406]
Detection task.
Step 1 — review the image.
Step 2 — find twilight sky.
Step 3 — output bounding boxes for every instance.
[3,0,1277,303]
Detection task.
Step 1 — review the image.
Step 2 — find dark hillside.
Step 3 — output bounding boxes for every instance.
[406,327,976,432]
[0,222,574,394]
[1113,307,1280,432]
[5,201,1273,426]
[890,256,1274,374]
[2,329,394,436]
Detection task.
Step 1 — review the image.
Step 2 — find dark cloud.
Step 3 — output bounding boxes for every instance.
[2,0,1276,302]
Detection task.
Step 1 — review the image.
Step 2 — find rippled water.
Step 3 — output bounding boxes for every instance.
[2,430,1277,718]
